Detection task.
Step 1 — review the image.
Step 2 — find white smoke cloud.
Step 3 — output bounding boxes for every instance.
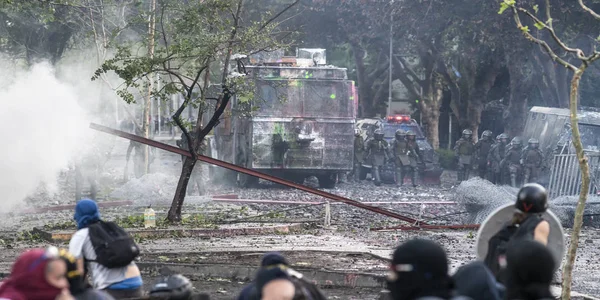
[0,62,90,210]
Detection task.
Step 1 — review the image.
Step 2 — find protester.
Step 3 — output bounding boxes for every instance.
[386,239,470,300]
[0,247,74,300]
[452,261,504,300]
[505,240,555,300]
[237,252,289,300]
[255,267,296,300]
[149,274,194,300]
[68,199,143,299]
[58,248,115,300]
[484,183,550,283]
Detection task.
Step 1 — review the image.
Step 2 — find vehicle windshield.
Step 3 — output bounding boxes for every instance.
[253,79,354,118]
[383,124,425,139]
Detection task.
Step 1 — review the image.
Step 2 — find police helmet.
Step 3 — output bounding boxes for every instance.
[150,274,193,300]
[499,133,509,143]
[374,129,384,140]
[462,129,473,138]
[481,130,493,140]
[406,131,416,139]
[515,183,548,214]
[395,129,406,139]
[528,138,539,148]
[511,137,522,146]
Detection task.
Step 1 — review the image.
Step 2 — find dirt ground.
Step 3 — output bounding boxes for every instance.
[1,137,600,298]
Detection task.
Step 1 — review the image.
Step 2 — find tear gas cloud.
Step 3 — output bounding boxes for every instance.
[0,62,90,210]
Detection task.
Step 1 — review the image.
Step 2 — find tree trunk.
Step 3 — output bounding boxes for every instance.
[504,86,528,137]
[561,66,590,300]
[420,77,443,150]
[504,57,533,137]
[352,44,368,118]
[422,107,440,150]
[467,101,483,140]
[167,156,196,221]
[143,0,157,174]
[556,65,570,108]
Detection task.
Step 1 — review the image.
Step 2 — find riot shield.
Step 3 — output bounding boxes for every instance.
[475,203,565,271]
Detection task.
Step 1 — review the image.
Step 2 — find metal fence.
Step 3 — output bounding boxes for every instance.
[547,154,600,198]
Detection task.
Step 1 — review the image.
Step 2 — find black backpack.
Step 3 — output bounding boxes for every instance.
[483,224,518,284]
[87,220,140,268]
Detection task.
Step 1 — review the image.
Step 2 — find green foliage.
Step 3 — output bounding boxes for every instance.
[436,148,456,170]
[93,0,292,116]
[498,0,515,14]
[534,22,545,30]
[533,4,539,14]
[520,25,530,33]
[42,213,220,230]
[17,230,44,242]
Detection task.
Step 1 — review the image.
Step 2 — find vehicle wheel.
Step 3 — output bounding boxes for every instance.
[318,173,337,189]
[238,173,259,188]
[359,166,368,180]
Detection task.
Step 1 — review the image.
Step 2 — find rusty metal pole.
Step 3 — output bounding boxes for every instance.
[90,123,425,225]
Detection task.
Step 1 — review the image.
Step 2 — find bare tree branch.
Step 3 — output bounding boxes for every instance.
[37,0,108,9]
[577,0,600,21]
[259,0,300,31]
[511,7,577,71]
[393,56,420,98]
[516,7,586,60]
[397,55,423,86]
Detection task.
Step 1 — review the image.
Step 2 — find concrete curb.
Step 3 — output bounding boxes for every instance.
[32,223,304,242]
[142,249,392,263]
[136,262,387,288]
[14,200,134,215]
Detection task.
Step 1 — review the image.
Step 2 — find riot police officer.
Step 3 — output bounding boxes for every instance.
[488,133,509,184]
[454,129,475,182]
[475,130,494,179]
[522,138,544,184]
[392,129,408,186]
[405,131,422,187]
[352,128,366,182]
[366,129,389,186]
[502,137,523,187]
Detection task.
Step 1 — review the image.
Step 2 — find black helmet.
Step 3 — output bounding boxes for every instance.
[515,183,548,214]
[462,129,473,138]
[150,274,193,300]
[511,137,522,147]
[374,129,384,140]
[395,129,406,139]
[481,130,493,140]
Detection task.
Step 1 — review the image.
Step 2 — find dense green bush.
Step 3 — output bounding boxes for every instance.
[436,148,456,170]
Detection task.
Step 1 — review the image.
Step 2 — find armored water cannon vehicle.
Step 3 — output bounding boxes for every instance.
[356,114,443,184]
[208,48,357,188]
[522,106,600,197]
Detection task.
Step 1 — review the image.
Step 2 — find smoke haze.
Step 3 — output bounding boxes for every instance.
[0,62,90,210]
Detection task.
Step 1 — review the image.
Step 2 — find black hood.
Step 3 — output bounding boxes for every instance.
[452,261,504,300]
